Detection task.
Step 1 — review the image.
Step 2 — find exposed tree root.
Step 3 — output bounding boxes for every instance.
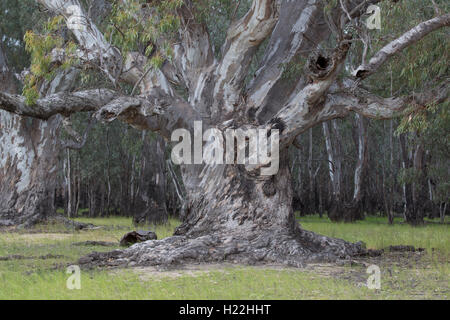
[78,226,366,269]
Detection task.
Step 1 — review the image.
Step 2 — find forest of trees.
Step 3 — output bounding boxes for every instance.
[0,0,448,267]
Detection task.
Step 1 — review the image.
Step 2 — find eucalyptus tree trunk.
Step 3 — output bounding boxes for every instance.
[1,0,448,265]
[322,120,344,221]
[307,128,320,215]
[413,141,430,221]
[347,114,368,221]
[0,46,64,227]
[387,119,395,224]
[322,115,367,222]
[399,134,424,225]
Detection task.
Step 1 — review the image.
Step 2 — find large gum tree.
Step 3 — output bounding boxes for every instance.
[0,39,80,227]
[0,0,448,267]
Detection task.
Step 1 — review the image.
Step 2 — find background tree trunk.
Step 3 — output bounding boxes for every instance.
[399,133,424,225]
[132,134,169,225]
[323,121,344,221]
[84,150,364,268]
[347,114,368,221]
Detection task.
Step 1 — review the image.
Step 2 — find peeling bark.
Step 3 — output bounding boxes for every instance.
[0,126,57,224]
[0,54,60,226]
[1,0,448,264]
[0,45,80,226]
[353,13,450,79]
[80,150,365,269]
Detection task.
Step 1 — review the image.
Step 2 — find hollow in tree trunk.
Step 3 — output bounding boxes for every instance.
[1,0,447,266]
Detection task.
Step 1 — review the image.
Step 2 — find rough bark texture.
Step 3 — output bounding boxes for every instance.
[0,114,61,227]
[80,149,365,269]
[0,46,61,227]
[353,13,450,79]
[0,42,85,227]
[1,0,448,264]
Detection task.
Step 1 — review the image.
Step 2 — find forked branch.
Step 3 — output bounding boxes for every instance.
[353,13,450,79]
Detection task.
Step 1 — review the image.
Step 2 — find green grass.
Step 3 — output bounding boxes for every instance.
[297,215,450,255]
[0,215,448,299]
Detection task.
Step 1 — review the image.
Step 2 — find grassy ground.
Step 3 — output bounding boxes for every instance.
[0,215,448,299]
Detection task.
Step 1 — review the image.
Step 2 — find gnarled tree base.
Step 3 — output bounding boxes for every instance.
[78,224,366,269]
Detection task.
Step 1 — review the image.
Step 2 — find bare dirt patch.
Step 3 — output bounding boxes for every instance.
[108,249,448,299]
[110,263,231,281]
[2,233,73,243]
[109,261,361,283]
[109,262,310,281]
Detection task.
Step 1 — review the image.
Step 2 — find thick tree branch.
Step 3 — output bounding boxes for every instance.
[95,95,201,138]
[0,87,200,140]
[211,0,279,119]
[37,0,123,83]
[269,39,352,145]
[353,13,450,79]
[340,80,449,119]
[174,1,215,86]
[244,0,379,123]
[245,0,324,114]
[0,89,118,120]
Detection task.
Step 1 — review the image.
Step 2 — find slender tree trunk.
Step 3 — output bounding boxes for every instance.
[167,157,186,218]
[66,149,73,218]
[307,128,317,215]
[387,119,395,224]
[413,140,429,222]
[75,155,81,216]
[440,202,447,224]
[347,114,368,221]
[399,134,424,225]
[387,71,395,224]
[323,121,344,221]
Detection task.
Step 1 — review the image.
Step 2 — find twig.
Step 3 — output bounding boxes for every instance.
[131,65,153,96]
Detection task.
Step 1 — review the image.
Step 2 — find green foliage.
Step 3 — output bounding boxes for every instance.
[194,0,253,56]
[0,215,448,299]
[104,0,183,69]
[22,16,79,105]
[368,0,449,96]
[397,167,422,186]
[0,0,40,71]
[61,113,156,212]
[356,0,450,196]
[396,103,433,135]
